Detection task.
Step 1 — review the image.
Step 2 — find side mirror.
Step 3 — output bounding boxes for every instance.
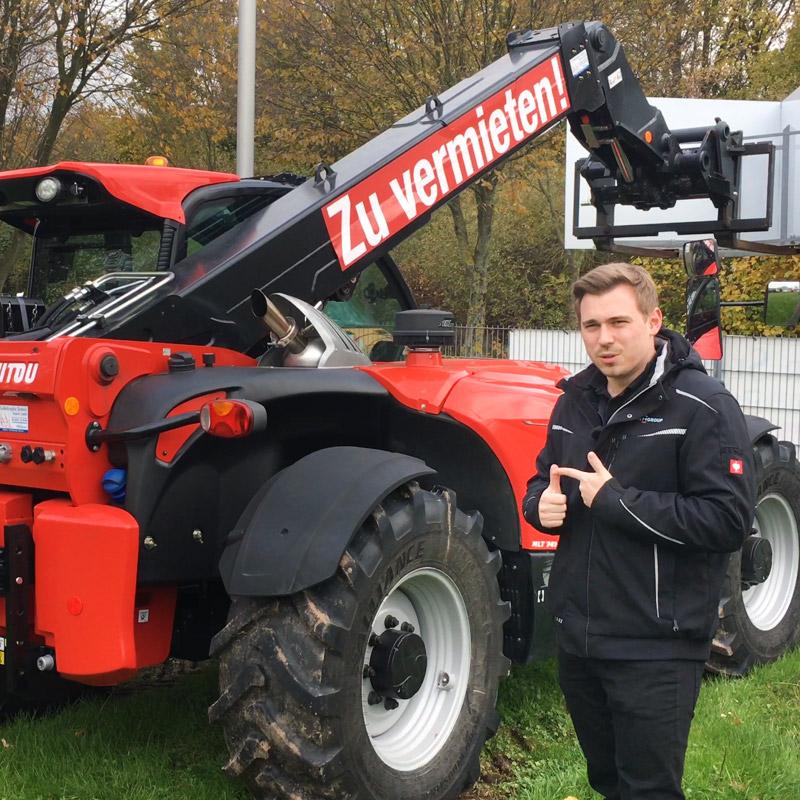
[764,281,800,326]
[686,275,722,360]
[683,239,720,278]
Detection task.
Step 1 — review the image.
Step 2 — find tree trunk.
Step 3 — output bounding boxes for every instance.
[464,174,497,357]
[447,194,471,267]
[446,173,500,357]
[35,93,71,166]
[568,250,582,328]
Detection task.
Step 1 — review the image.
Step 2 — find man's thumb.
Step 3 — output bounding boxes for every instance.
[549,464,562,492]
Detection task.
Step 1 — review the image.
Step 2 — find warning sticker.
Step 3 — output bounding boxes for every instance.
[0,404,28,433]
[0,637,5,666]
[569,50,590,77]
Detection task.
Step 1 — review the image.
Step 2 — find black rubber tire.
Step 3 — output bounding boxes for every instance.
[209,482,510,800]
[708,436,800,675]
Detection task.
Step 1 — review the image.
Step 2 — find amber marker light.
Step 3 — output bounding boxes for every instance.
[199,399,267,438]
[145,155,170,167]
[644,130,653,143]
[64,396,80,416]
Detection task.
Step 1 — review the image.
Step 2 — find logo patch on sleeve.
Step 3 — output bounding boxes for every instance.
[729,459,744,475]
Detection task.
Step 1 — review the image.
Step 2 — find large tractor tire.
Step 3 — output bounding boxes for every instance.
[209,482,510,800]
[708,436,800,675]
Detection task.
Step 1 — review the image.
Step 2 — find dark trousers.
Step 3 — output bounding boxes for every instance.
[558,649,704,800]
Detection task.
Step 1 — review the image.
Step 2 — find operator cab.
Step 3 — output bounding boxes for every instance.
[323,260,411,361]
[0,166,301,337]
[0,165,416,358]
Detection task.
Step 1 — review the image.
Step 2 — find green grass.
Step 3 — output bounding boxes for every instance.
[481,648,800,800]
[764,291,799,325]
[0,667,246,800]
[1,650,799,800]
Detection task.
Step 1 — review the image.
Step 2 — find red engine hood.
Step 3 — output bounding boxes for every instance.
[361,353,568,550]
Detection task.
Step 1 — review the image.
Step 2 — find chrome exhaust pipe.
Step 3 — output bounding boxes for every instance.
[251,289,307,354]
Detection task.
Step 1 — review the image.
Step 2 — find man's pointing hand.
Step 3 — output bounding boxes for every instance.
[557,452,613,508]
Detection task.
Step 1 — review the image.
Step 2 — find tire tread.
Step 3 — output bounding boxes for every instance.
[708,435,800,675]
[212,483,507,800]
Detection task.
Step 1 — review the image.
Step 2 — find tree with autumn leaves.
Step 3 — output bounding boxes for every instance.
[125,0,799,341]
[0,0,798,337]
[252,0,600,350]
[0,0,210,289]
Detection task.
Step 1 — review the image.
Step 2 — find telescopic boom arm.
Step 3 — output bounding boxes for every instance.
[149,20,767,353]
[15,21,773,350]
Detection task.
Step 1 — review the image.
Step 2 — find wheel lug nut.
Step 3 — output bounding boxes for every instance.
[384,614,399,629]
[400,621,415,633]
[384,697,399,710]
[368,691,383,705]
[368,633,380,646]
[363,665,376,679]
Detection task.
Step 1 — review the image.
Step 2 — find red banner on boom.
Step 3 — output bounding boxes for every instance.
[323,54,571,270]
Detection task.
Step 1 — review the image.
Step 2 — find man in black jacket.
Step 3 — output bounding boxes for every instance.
[522,263,755,800]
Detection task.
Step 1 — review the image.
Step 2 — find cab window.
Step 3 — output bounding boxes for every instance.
[30,227,161,305]
[183,194,274,257]
[324,261,407,361]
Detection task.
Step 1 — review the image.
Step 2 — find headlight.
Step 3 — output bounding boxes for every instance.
[35,176,62,202]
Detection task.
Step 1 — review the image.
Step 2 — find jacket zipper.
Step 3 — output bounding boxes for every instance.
[604,342,668,427]
[654,544,660,619]
[606,435,623,469]
[653,545,680,630]
[585,521,594,657]
[585,437,624,656]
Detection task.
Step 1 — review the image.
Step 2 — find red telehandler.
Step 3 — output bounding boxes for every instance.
[0,20,797,800]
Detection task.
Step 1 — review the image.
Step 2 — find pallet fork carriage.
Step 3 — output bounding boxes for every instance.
[0,19,797,800]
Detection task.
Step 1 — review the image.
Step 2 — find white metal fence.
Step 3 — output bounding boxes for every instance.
[505,329,800,445]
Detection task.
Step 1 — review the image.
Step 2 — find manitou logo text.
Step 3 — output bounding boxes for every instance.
[323,54,571,270]
[0,362,38,384]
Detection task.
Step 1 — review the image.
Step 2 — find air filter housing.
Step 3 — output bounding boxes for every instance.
[392,310,455,348]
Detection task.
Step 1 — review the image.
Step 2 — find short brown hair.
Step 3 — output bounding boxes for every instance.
[572,262,659,320]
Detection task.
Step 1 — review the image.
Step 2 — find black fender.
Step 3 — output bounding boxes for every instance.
[218,446,436,596]
[745,414,780,446]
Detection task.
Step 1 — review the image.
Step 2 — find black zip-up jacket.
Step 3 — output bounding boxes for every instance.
[522,329,756,660]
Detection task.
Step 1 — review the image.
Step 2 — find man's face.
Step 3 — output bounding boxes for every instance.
[579,284,663,396]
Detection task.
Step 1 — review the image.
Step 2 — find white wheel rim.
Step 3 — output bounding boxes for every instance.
[361,566,471,771]
[744,492,800,631]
